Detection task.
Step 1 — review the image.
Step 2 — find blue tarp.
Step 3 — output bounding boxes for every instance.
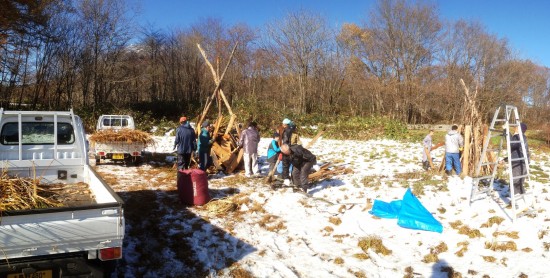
[369,188,443,233]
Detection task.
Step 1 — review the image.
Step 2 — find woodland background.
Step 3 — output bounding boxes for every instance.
[1,0,549,135]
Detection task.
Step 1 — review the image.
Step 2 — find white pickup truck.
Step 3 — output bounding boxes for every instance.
[93,115,144,165]
[0,109,125,277]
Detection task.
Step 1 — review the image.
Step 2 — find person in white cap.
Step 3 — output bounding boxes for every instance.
[281,118,294,183]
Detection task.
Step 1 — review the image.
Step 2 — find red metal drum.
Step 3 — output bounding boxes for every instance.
[177,169,210,205]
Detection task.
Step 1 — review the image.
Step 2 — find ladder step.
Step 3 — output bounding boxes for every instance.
[512,174,529,179]
[494,119,507,122]
[474,176,494,182]
[510,157,526,162]
[509,140,521,144]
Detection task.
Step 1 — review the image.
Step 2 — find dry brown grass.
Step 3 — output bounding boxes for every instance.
[329,216,342,225]
[480,216,505,228]
[484,241,518,252]
[89,128,154,145]
[352,253,369,260]
[0,171,93,210]
[333,257,344,264]
[455,241,469,257]
[449,220,463,229]
[492,231,519,239]
[338,204,347,213]
[482,256,496,263]
[422,253,438,263]
[422,241,448,263]
[361,175,381,188]
[458,226,482,238]
[450,220,483,238]
[228,264,254,278]
[432,242,448,253]
[403,266,414,278]
[357,236,392,256]
[203,199,238,216]
[258,214,286,232]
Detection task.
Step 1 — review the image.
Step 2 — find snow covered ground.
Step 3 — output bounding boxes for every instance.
[94,134,550,278]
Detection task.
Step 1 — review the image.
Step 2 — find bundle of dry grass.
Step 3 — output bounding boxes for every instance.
[203,199,238,215]
[309,164,354,183]
[0,172,63,211]
[89,129,155,146]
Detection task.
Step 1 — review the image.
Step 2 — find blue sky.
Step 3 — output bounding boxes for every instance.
[129,0,550,68]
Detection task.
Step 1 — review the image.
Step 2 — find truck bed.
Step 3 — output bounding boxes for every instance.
[0,165,124,261]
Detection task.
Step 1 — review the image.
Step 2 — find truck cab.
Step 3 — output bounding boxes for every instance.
[96,115,135,131]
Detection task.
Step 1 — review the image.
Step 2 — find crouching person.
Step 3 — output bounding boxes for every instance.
[280,144,317,193]
[267,131,281,175]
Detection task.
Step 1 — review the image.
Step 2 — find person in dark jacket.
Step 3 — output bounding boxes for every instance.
[267,131,281,175]
[198,121,214,171]
[280,144,317,193]
[507,122,530,195]
[174,116,196,170]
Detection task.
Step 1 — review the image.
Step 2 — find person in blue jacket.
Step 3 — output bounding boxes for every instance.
[267,131,281,175]
[173,116,196,170]
[198,121,214,171]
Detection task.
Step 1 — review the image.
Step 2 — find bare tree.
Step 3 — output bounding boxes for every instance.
[265,10,332,114]
[75,0,133,110]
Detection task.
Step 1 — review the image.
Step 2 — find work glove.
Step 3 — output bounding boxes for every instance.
[312,164,320,171]
[278,153,283,161]
[283,179,290,186]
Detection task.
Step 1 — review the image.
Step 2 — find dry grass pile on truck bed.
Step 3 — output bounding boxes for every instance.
[0,172,96,211]
[89,128,155,146]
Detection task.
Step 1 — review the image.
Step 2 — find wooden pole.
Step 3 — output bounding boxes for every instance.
[462,125,472,177]
[225,114,237,136]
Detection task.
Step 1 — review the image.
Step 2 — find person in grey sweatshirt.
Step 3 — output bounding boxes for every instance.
[444,125,464,175]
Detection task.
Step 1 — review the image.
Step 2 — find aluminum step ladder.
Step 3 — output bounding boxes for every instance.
[469,105,532,221]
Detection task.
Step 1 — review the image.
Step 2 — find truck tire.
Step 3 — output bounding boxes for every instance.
[134,156,143,166]
[124,156,133,166]
[102,260,117,277]
[96,158,101,165]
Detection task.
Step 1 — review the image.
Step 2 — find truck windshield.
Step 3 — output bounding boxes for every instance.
[0,122,75,145]
[103,118,128,127]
